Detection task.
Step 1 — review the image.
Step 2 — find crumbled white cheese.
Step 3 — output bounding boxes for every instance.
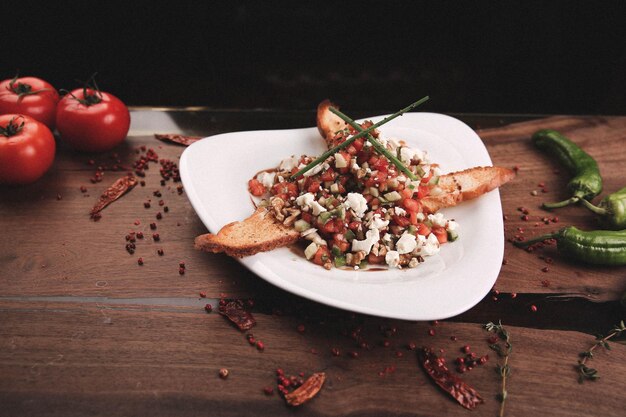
[350,158,359,172]
[396,175,407,183]
[416,212,425,222]
[351,228,380,254]
[295,192,327,216]
[369,214,389,230]
[335,153,348,168]
[256,171,276,188]
[396,232,417,254]
[422,233,441,256]
[400,146,424,164]
[394,207,406,216]
[344,192,368,218]
[428,213,447,228]
[433,166,442,177]
[385,250,400,268]
[295,192,315,209]
[447,220,459,231]
[279,156,300,171]
[382,233,393,242]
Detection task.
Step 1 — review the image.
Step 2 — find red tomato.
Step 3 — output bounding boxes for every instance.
[0,114,55,184]
[56,87,130,152]
[313,246,330,266]
[271,181,298,199]
[431,227,448,244]
[402,198,421,213]
[0,76,59,130]
[248,179,266,196]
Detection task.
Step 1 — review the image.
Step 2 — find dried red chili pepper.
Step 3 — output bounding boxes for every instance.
[418,347,484,410]
[90,175,137,219]
[283,372,325,406]
[154,133,201,146]
[218,299,256,331]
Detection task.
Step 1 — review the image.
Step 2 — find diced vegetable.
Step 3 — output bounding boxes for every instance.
[294,219,311,232]
[304,242,319,260]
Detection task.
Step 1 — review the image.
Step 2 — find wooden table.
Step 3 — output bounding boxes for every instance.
[1,109,625,417]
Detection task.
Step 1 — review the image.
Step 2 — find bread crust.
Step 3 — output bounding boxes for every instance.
[194,207,300,257]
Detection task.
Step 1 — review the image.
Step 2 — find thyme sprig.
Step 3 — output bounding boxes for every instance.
[484,321,512,417]
[290,96,429,179]
[576,320,625,383]
[328,107,419,180]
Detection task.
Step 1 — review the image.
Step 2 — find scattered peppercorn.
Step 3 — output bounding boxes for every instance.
[218,368,229,379]
[137,257,144,265]
[204,304,213,313]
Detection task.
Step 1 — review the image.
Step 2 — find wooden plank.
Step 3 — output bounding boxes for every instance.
[0,299,624,416]
[478,116,626,301]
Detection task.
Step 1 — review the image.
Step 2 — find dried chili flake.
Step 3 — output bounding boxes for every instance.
[283,372,325,407]
[90,175,137,220]
[154,133,201,146]
[218,299,256,331]
[418,347,484,410]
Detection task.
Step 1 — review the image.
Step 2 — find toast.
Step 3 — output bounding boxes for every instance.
[317,99,347,147]
[421,166,515,213]
[194,207,299,257]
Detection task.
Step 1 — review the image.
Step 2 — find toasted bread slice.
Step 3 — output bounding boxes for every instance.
[317,99,347,147]
[194,207,300,257]
[421,166,515,213]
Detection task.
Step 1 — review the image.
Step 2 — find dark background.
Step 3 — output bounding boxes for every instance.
[3,1,625,114]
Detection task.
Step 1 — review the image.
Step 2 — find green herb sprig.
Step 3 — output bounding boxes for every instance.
[290,96,429,179]
[484,321,512,417]
[329,107,418,181]
[576,320,625,383]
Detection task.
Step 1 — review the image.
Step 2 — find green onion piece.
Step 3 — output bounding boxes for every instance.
[290,96,429,179]
[329,107,420,181]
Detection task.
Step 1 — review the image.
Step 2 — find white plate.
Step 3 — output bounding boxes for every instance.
[180,113,504,320]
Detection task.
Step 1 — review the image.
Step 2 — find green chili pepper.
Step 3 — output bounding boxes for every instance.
[579,187,626,229]
[532,129,602,209]
[514,226,626,266]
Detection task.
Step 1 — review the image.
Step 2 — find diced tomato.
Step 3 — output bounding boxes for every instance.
[403,198,421,213]
[370,198,380,208]
[393,215,411,227]
[431,227,448,244]
[417,223,431,236]
[353,137,365,151]
[409,211,419,225]
[248,179,266,196]
[368,253,385,264]
[271,181,298,199]
[348,221,361,231]
[320,167,336,182]
[307,180,321,193]
[332,234,351,253]
[373,157,389,172]
[400,188,413,201]
[313,246,330,266]
[320,219,336,234]
[417,185,430,199]
[301,212,313,224]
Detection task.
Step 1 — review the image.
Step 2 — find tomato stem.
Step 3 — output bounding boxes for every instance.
[0,116,25,137]
[7,73,53,99]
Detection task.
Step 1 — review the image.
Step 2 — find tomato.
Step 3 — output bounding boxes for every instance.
[417,223,431,236]
[271,181,298,199]
[248,179,266,196]
[56,87,130,152]
[312,246,330,266]
[0,76,59,130]
[332,234,351,253]
[307,180,321,193]
[393,215,411,227]
[417,185,430,199]
[0,114,55,184]
[402,198,421,213]
[431,227,448,244]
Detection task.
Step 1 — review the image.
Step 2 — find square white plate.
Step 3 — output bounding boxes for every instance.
[180,112,504,320]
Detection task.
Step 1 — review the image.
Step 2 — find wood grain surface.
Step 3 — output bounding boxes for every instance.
[0,110,625,417]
